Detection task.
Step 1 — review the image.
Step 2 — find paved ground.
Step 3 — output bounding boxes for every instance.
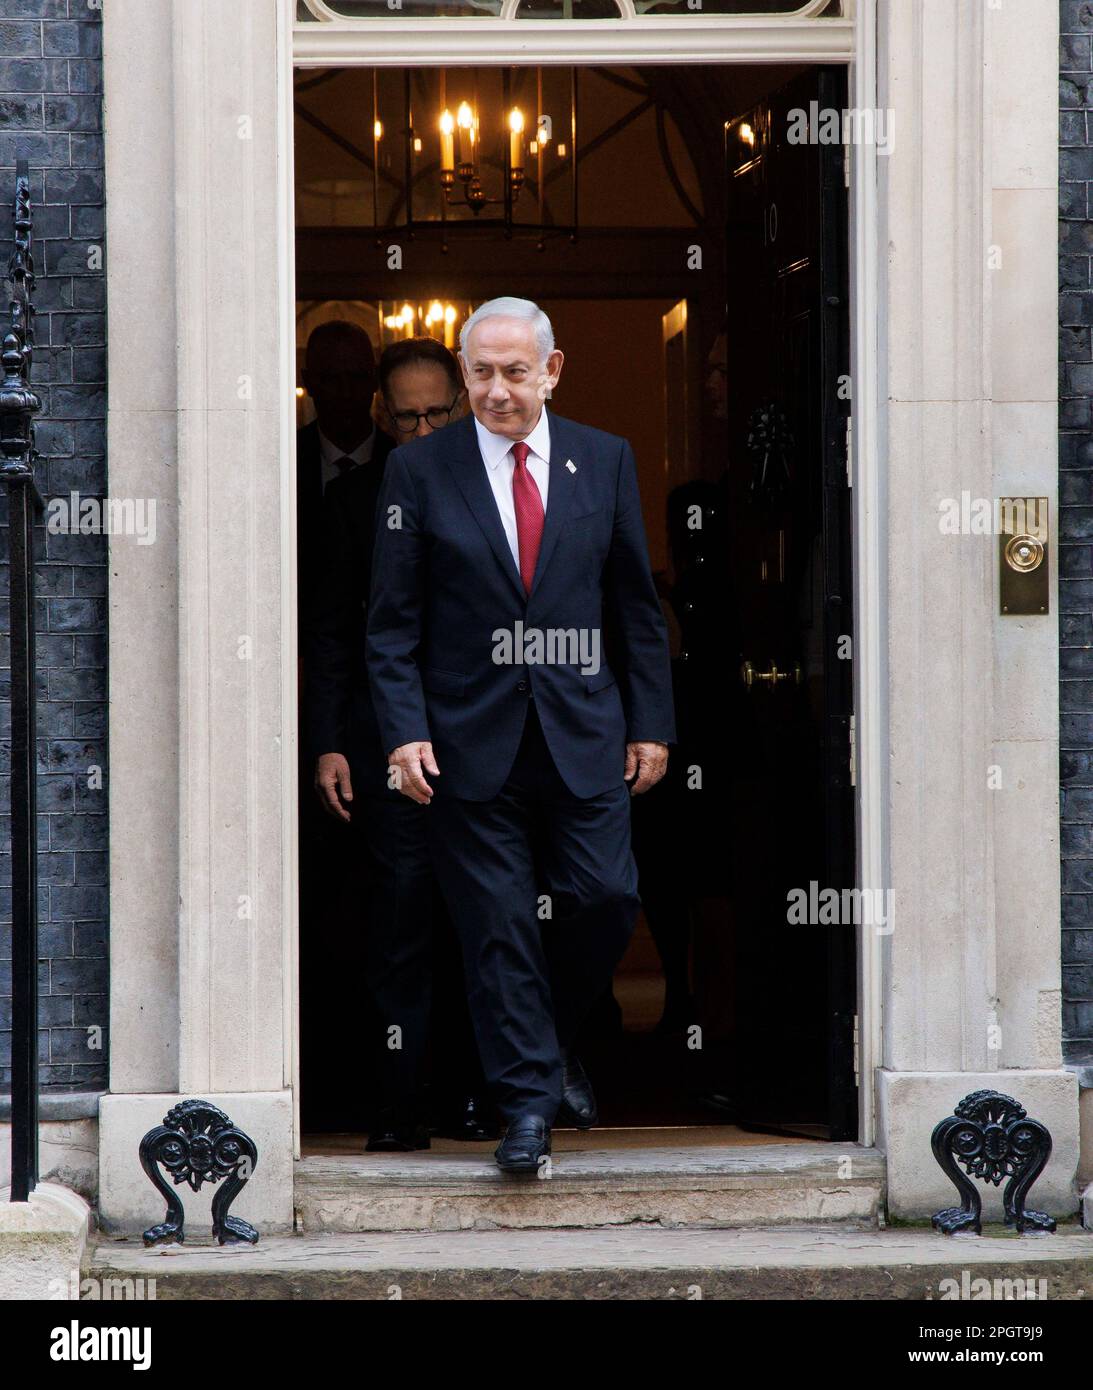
[88,1224,1093,1300]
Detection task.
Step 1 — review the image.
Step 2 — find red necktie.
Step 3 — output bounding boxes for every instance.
[511,440,544,594]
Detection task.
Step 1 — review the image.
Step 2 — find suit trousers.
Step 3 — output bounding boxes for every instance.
[426,701,640,1122]
[353,790,484,1121]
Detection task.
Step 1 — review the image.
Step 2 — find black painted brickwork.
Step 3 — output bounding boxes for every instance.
[0,0,107,1092]
[1060,0,1093,1061]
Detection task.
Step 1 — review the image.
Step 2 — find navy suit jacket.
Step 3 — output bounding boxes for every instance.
[365,408,676,802]
[303,428,395,783]
[296,419,392,658]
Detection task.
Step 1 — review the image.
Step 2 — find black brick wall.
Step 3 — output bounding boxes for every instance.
[0,0,107,1093]
[1061,0,1093,1062]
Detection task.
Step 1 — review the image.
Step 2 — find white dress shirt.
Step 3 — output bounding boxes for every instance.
[473,408,551,570]
[318,424,375,495]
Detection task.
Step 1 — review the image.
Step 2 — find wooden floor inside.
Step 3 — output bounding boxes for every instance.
[301,1124,814,1157]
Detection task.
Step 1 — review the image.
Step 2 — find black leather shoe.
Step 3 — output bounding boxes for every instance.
[494,1115,551,1173]
[555,1050,598,1130]
[365,1111,431,1152]
[447,1094,500,1142]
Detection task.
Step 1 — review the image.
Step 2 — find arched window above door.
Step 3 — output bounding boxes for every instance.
[297,0,503,17]
[514,0,624,18]
[297,0,842,19]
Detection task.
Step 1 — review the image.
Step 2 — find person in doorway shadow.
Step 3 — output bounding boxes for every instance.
[297,321,392,1132]
[307,334,496,1151]
[297,322,389,635]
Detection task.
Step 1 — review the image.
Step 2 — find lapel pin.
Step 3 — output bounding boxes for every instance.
[565,459,577,474]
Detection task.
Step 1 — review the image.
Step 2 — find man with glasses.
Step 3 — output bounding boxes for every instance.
[308,334,493,1149]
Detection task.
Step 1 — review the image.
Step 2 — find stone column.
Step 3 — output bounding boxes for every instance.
[99,0,295,1234]
[875,0,1077,1218]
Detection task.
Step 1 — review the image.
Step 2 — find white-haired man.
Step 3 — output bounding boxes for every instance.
[366,297,676,1171]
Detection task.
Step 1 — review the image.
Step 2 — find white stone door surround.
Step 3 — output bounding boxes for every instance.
[96,0,1076,1231]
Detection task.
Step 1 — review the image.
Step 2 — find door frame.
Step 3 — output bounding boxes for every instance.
[283,0,883,1151]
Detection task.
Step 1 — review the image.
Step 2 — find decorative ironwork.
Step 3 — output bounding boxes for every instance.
[931,1090,1056,1236]
[139,1100,260,1247]
[745,402,794,510]
[3,160,44,1205]
[1,161,39,481]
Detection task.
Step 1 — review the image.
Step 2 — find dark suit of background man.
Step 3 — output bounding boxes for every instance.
[366,297,676,1172]
[296,320,392,1132]
[308,336,492,1150]
[297,322,389,639]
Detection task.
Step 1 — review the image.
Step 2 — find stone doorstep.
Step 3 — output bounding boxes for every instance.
[293,1142,886,1233]
[86,1226,1093,1301]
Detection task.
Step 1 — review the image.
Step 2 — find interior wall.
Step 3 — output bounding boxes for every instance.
[295,295,678,573]
[540,298,675,575]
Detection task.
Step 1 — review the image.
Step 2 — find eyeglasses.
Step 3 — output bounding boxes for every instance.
[390,398,460,433]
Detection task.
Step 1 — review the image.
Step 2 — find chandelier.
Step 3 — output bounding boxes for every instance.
[380,299,467,348]
[439,100,529,214]
[367,67,579,244]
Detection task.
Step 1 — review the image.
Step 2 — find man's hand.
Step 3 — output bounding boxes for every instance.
[625,741,669,796]
[388,741,439,804]
[314,752,354,822]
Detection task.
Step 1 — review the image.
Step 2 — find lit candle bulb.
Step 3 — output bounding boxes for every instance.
[509,107,524,170]
[374,119,383,141]
[456,102,473,167]
[439,109,455,172]
[444,304,456,349]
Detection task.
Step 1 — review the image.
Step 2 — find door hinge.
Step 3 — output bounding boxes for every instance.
[852,1012,860,1086]
[845,415,853,487]
[848,712,856,787]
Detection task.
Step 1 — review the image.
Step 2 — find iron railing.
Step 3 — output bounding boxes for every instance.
[1,160,44,1202]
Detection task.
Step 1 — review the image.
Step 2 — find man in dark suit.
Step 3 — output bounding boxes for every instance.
[297,321,387,643]
[366,298,676,1171]
[297,320,393,1133]
[308,336,493,1149]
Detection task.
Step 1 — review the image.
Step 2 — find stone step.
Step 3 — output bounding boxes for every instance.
[292,1139,886,1233]
[86,1225,1093,1300]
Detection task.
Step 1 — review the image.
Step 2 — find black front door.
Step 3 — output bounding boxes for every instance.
[720,67,857,1140]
